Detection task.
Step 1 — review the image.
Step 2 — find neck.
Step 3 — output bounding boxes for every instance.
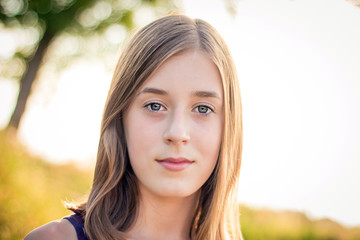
[126,184,199,240]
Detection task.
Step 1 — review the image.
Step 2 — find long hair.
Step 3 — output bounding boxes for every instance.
[71,14,243,240]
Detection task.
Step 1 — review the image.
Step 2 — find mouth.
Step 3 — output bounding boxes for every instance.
[156,157,194,171]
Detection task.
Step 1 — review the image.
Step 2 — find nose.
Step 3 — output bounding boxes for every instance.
[163,109,190,145]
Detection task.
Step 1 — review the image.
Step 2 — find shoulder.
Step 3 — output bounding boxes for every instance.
[24,218,77,240]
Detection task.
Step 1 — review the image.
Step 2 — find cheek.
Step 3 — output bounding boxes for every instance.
[192,118,223,165]
[124,113,162,162]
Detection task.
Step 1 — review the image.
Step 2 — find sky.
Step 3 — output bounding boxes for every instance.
[1,0,360,227]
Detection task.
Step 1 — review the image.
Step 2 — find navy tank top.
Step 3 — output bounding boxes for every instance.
[63,214,89,240]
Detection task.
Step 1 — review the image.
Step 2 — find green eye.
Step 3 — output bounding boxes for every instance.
[147,103,162,111]
[197,105,211,114]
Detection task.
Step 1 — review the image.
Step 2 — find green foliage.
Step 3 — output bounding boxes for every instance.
[1,131,360,239]
[0,0,177,74]
[0,0,177,35]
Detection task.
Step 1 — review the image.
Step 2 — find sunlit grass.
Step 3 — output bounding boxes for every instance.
[0,131,92,239]
[240,205,360,239]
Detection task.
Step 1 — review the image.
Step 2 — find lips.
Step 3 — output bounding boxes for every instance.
[156,157,194,171]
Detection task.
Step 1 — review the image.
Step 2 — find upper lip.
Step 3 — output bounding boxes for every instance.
[156,157,193,163]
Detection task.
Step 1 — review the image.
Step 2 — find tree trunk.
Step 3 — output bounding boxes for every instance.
[7,30,53,132]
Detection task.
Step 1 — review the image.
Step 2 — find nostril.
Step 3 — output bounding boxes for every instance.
[164,135,189,145]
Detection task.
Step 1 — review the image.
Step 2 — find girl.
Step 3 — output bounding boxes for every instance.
[25,14,243,240]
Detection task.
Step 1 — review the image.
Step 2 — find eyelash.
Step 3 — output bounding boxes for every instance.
[144,102,166,112]
[144,102,214,116]
[194,105,214,116]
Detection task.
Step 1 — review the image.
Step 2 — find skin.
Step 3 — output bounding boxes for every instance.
[24,218,77,240]
[24,50,224,240]
[124,50,224,239]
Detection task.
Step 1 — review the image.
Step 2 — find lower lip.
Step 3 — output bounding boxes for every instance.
[156,160,193,171]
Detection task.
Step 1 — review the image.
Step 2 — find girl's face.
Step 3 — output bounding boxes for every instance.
[123,50,224,198]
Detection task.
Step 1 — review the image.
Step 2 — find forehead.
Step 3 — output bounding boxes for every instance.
[139,50,223,97]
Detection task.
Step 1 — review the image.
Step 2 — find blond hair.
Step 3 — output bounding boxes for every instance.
[71,14,243,240]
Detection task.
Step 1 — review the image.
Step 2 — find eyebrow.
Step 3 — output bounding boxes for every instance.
[139,87,221,100]
[191,90,221,100]
[139,87,168,96]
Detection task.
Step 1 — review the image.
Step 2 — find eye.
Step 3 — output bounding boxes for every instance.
[145,102,165,112]
[195,105,213,115]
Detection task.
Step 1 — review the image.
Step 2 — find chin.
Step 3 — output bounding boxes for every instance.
[151,185,200,199]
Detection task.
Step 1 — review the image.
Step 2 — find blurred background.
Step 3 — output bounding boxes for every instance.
[1,0,360,239]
